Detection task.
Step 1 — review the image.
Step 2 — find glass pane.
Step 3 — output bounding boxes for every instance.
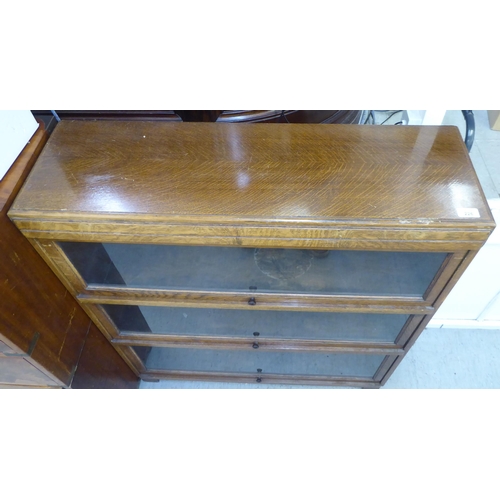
[104,304,410,343]
[135,346,385,378]
[59,242,447,298]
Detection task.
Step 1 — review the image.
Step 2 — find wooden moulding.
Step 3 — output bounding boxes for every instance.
[111,336,405,355]
[393,315,426,346]
[139,370,381,388]
[422,252,466,303]
[78,288,435,312]
[110,324,419,351]
[30,238,87,295]
[112,317,426,348]
[373,356,399,382]
[9,218,493,251]
[429,250,479,311]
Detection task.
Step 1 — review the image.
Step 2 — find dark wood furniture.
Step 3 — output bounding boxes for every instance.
[0,120,139,388]
[33,110,363,124]
[9,121,495,387]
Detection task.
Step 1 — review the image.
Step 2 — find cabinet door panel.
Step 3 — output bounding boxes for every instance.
[59,242,448,299]
[134,346,386,379]
[102,304,411,344]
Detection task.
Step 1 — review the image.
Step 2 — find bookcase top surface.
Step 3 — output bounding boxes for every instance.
[10,121,494,229]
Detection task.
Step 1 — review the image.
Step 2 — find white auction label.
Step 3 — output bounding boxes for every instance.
[457,208,480,218]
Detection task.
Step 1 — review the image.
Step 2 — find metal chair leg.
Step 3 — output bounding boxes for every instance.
[462,110,475,152]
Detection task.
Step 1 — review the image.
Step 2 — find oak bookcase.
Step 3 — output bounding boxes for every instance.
[9,121,495,387]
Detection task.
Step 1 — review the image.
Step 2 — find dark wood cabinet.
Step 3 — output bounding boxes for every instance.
[8,121,495,387]
[34,110,363,124]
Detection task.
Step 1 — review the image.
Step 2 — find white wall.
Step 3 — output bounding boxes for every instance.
[0,110,38,180]
[429,198,500,328]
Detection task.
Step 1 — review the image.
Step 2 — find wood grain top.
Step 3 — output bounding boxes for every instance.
[10,121,495,231]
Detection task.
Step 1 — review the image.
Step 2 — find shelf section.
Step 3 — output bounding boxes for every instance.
[133,346,387,379]
[59,242,448,299]
[103,304,412,344]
